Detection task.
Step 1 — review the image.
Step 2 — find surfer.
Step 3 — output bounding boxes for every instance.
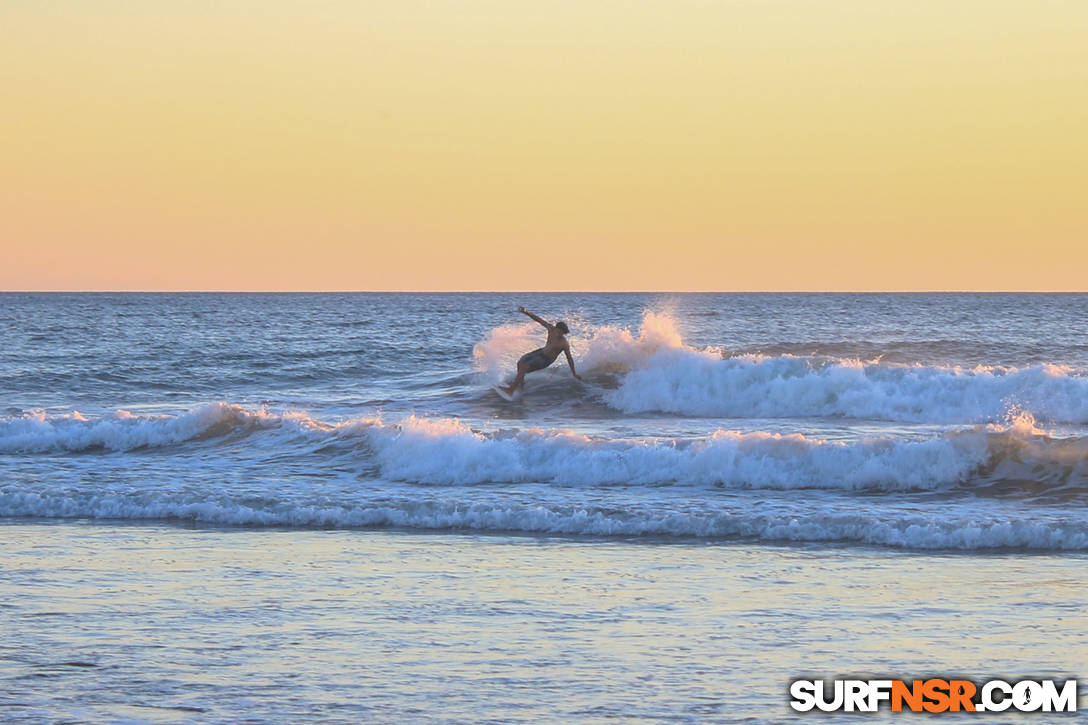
[498,306,582,397]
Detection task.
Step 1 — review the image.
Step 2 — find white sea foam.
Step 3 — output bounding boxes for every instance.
[362,415,987,490]
[608,352,1088,423]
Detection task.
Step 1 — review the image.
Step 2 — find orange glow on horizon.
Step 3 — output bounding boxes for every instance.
[2,1,1086,291]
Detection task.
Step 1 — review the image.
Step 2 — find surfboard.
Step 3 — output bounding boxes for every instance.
[492,385,516,401]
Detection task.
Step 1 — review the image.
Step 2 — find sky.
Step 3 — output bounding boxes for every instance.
[2,0,1086,291]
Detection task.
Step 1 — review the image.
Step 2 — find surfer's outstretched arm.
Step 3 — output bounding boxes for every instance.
[518,306,553,329]
[564,347,582,380]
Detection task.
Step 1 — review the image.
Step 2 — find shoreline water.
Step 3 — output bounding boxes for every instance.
[3,522,1086,723]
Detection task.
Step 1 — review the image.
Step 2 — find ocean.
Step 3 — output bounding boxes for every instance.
[2,292,1087,722]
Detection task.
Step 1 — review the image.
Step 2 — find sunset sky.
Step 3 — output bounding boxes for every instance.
[3,0,1086,291]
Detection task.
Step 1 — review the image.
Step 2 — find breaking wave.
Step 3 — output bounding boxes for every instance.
[474,312,1088,423]
[4,404,1087,495]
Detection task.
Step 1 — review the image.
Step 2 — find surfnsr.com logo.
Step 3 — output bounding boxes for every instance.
[789,678,1078,713]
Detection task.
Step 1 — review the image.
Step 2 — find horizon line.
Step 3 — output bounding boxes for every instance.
[2,289,1088,294]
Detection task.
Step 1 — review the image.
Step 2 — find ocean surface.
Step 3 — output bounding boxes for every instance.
[3,292,1087,722]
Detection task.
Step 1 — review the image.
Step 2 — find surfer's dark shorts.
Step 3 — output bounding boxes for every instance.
[518,348,554,372]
